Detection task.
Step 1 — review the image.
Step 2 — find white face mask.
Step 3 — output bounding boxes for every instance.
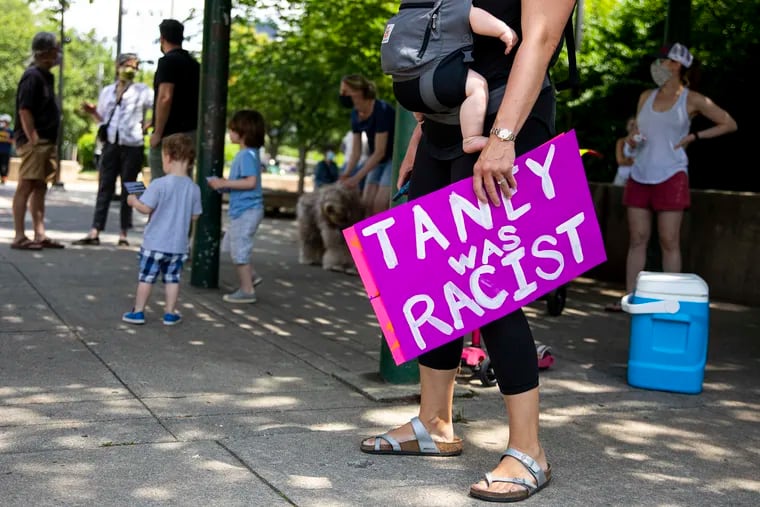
[650,61,672,87]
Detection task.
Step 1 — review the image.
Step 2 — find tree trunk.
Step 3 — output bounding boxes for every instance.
[297,144,307,194]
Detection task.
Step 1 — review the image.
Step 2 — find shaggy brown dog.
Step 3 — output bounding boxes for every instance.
[296,183,365,272]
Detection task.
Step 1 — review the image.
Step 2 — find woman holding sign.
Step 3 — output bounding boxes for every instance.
[360,0,576,502]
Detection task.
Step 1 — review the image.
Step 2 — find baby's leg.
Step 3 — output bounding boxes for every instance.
[461,69,489,153]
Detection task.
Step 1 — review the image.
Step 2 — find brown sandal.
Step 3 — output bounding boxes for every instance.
[360,416,463,456]
[469,448,552,502]
[11,238,43,250]
[36,238,65,249]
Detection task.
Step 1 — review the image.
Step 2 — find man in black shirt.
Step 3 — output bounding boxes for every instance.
[11,32,64,250]
[148,19,200,180]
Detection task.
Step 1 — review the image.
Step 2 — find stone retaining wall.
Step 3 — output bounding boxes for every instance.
[589,183,760,305]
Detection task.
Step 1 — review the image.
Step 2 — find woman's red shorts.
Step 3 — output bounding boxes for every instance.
[623,171,690,211]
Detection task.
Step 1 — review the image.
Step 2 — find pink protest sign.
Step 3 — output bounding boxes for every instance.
[344,130,606,365]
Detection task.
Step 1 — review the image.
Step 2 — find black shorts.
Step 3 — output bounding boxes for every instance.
[392,50,470,114]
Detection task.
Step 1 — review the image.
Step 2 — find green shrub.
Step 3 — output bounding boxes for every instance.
[77,131,97,171]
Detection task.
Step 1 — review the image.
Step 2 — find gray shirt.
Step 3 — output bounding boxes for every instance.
[139,174,202,254]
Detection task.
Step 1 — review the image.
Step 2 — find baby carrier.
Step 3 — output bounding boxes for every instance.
[381,0,474,79]
[381,0,474,112]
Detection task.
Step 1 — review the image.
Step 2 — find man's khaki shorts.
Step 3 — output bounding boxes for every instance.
[17,141,57,182]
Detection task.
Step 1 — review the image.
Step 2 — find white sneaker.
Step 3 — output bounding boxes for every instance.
[223,289,257,303]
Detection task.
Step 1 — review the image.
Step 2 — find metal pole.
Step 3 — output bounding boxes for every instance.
[190,0,231,288]
[52,0,65,189]
[115,0,123,77]
[644,0,692,272]
[665,0,691,45]
[378,104,420,384]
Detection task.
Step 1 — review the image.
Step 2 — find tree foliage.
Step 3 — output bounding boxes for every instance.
[1,0,755,191]
[0,1,116,156]
[559,0,757,190]
[0,0,38,120]
[228,0,396,189]
[230,0,757,190]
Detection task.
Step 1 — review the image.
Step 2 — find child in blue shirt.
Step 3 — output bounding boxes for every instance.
[122,133,202,325]
[208,110,265,303]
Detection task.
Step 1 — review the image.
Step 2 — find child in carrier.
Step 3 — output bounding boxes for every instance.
[381,0,517,153]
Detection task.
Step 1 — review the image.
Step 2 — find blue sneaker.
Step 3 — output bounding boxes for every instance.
[122,309,145,324]
[163,312,182,326]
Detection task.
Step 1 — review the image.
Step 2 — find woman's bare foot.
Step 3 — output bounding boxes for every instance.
[469,445,549,496]
[463,135,488,153]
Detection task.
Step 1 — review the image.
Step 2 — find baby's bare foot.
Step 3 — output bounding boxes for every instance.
[463,135,488,153]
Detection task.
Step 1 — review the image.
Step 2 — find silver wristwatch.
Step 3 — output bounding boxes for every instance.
[490,127,516,142]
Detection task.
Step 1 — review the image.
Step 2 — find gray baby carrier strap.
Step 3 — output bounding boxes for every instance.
[381,0,473,81]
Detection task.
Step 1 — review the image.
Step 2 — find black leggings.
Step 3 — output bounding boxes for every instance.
[92,143,144,232]
[409,90,555,395]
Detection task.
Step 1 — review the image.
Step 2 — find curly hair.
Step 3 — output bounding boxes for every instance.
[161,133,196,174]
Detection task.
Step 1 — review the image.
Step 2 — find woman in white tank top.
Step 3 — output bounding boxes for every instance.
[606,43,737,312]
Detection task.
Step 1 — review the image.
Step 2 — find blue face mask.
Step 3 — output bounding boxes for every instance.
[326,151,335,161]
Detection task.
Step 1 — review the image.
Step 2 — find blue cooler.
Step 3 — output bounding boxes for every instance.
[621,272,709,394]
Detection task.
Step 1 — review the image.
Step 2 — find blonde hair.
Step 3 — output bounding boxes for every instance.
[162,133,196,175]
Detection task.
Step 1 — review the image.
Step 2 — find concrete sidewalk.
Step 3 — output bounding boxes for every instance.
[0,180,758,506]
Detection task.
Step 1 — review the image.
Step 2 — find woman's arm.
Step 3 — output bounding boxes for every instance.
[398,123,422,189]
[340,133,362,179]
[473,0,576,205]
[347,132,389,185]
[677,91,738,148]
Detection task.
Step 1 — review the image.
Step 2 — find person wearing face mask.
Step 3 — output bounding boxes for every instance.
[73,53,154,247]
[148,19,200,181]
[10,32,64,250]
[609,42,737,311]
[0,114,14,185]
[313,146,340,188]
[337,74,395,216]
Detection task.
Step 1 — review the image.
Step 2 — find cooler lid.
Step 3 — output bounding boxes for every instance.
[635,272,709,299]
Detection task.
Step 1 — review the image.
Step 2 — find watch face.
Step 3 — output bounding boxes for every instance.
[492,128,514,141]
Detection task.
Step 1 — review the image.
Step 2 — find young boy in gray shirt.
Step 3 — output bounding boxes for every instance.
[122,133,202,325]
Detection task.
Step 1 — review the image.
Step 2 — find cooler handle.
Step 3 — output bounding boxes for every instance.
[653,312,691,323]
[620,294,680,315]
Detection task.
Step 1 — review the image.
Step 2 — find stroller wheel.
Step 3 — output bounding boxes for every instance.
[478,357,498,387]
[546,286,567,316]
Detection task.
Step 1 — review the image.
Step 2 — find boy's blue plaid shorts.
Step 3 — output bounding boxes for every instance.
[138,248,188,284]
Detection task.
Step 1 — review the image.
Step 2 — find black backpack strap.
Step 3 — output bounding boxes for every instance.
[555,4,581,95]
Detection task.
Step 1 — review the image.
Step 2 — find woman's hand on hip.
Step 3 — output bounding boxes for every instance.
[473,138,517,206]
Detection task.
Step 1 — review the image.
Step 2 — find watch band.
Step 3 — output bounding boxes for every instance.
[489,127,516,142]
